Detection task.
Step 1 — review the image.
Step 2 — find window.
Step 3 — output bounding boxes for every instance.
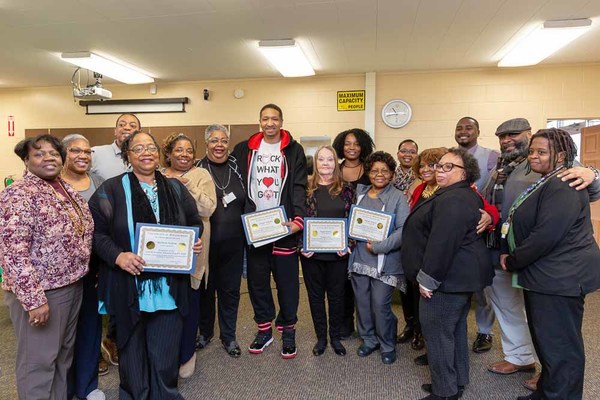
[546,119,600,162]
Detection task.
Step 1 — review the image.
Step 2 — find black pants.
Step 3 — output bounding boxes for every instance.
[341,279,355,335]
[420,291,471,398]
[400,281,421,333]
[199,239,244,343]
[247,245,299,327]
[524,291,585,400]
[300,256,347,341]
[118,310,183,400]
[68,274,102,399]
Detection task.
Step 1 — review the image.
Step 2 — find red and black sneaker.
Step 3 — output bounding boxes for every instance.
[281,328,297,359]
[248,328,273,354]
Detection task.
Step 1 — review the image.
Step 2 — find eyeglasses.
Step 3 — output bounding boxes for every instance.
[129,145,159,155]
[434,162,465,172]
[68,148,94,156]
[368,169,392,177]
[172,148,194,155]
[207,138,229,146]
[398,149,417,155]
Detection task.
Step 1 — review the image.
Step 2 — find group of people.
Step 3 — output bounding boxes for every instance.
[1,106,599,400]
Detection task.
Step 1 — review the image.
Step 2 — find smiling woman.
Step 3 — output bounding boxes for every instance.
[59,133,107,400]
[502,128,600,399]
[160,131,218,376]
[88,130,204,398]
[0,134,94,399]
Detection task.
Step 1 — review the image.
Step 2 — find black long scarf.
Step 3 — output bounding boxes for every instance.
[128,171,181,295]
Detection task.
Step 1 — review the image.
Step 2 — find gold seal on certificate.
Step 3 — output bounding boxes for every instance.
[348,205,395,242]
[303,218,347,253]
[241,206,290,246]
[134,223,200,274]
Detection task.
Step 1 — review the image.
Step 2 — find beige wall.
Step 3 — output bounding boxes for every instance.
[2,63,600,180]
[376,64,600,153]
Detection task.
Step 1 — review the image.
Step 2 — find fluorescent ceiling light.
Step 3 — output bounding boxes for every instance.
[498,19,592,67]
[258,39,315,77]
[61,52,154,84]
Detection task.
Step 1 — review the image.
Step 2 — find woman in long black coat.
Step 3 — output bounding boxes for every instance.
[402,147,493,400]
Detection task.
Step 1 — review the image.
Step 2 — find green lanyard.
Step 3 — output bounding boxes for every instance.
[501,166,563,252]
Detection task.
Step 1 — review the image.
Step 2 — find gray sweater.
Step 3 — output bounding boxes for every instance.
[349,183,410,276]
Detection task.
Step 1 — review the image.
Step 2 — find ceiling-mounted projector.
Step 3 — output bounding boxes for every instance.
[70,69,112,100]
[73,85,112,100]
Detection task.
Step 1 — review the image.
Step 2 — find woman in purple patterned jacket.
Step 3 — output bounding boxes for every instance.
[0,134,94,400]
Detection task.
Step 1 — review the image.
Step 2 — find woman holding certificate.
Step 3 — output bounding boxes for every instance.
[89,131,203,400]
[349,151,410,365]
[300,146,355,357]
[161,132,217,377]
[401,148,493,400]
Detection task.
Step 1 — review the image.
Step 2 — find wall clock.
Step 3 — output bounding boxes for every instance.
[381,99,412,129]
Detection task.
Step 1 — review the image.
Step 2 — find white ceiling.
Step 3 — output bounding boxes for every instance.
[1,0,599,88]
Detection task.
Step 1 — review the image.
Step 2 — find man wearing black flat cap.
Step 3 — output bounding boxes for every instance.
[480,117,600,392]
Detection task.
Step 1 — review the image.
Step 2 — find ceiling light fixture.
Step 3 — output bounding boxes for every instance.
[60,52,154,84]
[498,19,592,67]
[258,39,315,77]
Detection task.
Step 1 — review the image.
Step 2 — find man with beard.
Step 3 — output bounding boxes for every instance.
[482,118,600,391]
[455,116,499,354]
[455,116,499,191]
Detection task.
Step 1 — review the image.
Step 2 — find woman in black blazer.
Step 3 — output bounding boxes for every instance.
[401,147,494,400]
[501,128,600,400]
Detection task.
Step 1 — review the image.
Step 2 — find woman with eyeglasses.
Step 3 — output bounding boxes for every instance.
[160,132,217,378]
[397,147,448,361]
[0,134,94,400]
[407,148,499,367]
[89,131,203,399]
[349,151,410,365]
[195,125,247,358]
[60,134,107,400]
[402,147,494,400]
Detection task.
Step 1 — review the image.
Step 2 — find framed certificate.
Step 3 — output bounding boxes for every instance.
[134,223,200,274]
[241,206,290,246]
[303,218,348,253]
[348,205,395,242]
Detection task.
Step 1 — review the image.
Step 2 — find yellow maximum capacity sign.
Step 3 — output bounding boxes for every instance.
[337,90,365,111]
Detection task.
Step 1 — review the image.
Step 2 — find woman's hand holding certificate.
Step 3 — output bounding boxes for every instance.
[348,205,395,242]
[302,218,347,253]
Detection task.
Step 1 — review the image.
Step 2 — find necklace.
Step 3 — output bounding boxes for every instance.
[343,160,362,169]
[207,162,232,193]
[421,184,439,199]
[50,181,86,238]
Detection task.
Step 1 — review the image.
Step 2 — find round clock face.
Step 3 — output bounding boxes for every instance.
[381,99,412,129]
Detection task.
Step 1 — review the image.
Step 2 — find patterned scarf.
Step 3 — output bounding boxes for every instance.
[485,155,526,249]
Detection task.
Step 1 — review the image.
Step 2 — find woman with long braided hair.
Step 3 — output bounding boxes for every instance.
[501,128,600,400]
